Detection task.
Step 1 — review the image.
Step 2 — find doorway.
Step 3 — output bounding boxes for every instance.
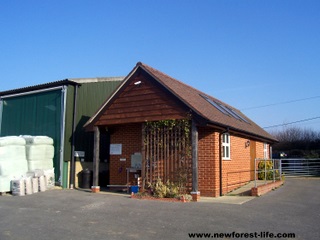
[250,140,256,180]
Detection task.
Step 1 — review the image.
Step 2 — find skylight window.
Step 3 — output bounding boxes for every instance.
[204,97,229,115]
[200,94,250,124]
[228,108,250,123]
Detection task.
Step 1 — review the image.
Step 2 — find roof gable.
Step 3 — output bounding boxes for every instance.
[94,69,190,125]
[85,62,277,142]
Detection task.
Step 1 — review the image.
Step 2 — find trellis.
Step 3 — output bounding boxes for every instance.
[143,119,192,193]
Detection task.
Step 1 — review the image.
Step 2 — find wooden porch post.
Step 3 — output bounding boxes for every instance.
[92,126,100,193]
[191,120,200,201]
[141,123,146,191]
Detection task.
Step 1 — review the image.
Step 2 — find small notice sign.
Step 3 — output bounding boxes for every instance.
[110,144,122,155]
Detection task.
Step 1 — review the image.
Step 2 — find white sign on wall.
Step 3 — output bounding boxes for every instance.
[110,144,122,155]
[74,151,85,157]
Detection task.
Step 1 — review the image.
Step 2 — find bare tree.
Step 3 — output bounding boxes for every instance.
[270,126,320,158]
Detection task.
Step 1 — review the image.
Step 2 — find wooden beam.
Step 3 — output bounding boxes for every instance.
[141,123,146,190]
[96,113,187,127]
[191,120,199,193]
[92,126,100,193]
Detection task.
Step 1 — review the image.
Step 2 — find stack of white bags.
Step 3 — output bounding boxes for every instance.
[0,136,28,193]
[23,135,54,171]
[0,136,55,196]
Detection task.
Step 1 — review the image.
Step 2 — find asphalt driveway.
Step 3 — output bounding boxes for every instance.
[0,178,319,240]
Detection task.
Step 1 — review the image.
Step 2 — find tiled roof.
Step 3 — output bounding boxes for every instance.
[85,62,277,142]
[138,62,277,142]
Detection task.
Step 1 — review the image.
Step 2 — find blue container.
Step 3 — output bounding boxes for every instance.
[130,186,139,193]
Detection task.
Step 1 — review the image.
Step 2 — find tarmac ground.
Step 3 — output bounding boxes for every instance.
[0,177,319,240]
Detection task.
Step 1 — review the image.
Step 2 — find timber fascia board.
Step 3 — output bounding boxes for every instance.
[84,65,139,131]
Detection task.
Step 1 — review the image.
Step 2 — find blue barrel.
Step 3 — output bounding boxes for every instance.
[130,186,139,193]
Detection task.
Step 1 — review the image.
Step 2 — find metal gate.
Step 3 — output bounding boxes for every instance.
[281,158,320,177]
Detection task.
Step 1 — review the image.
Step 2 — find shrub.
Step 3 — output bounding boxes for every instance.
[178,194,192,201]
[148,178,180,198]
[258,160,280,180]
[165,181,180,198]
[134,191,150,198]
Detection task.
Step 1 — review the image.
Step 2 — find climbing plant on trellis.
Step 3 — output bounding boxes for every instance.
[143,119,192,194]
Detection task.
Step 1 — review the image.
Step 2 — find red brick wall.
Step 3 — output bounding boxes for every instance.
[251,180,283,196]
[107,123,267,197]
[109,123,142,185]
[198,127,265,197]
[221,135,251,194]
[198,127,220,197]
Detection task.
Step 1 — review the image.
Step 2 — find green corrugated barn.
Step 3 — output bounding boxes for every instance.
[0,77,123,188]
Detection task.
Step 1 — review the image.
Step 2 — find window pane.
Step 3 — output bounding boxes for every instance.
[223,133,229,143]
[226,146,229,158]
[222,134,230,159]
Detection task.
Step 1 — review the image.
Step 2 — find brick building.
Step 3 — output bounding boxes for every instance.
[85,62,277,197]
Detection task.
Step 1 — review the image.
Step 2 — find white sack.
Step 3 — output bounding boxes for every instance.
[0,136,26,147]
[24,177,33,195]
[38,175,46,192]
[26,145,54,160]
[32,177,39,193]
[0,162,15,175]
[22,136,53,145]
[11,178,25,196]
[27,159,53,171]
[0,161,28,177]
[33,169,44,177]
[44,168,55,189]
[0,175,12,193]
[41,159,54,170]
[0,145,27,161]
[26,171,35,178]
[27,160,43,171]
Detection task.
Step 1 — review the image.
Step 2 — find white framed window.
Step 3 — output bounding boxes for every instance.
[263,143,268,159]
[222,133,231,160]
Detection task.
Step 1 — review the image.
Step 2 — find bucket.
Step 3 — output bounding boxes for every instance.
[130,185,139,194]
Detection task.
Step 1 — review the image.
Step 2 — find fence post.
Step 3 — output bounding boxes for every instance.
[254,158,257,188]
[264,158,267,185]
[272,159,275,182]
[279,159,282,179]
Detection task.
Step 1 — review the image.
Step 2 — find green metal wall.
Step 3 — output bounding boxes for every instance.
[0,80,122,189]
[64,80,122,163]
[0,89,64,182]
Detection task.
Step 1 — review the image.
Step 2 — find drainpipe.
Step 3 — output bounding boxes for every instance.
[219,128,229,196]
[69,84,80,189]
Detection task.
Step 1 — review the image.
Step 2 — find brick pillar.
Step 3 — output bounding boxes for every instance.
[191,191,201,202]
[91,186,100,193]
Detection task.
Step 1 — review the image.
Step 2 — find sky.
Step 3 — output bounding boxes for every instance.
[1,0,320,133]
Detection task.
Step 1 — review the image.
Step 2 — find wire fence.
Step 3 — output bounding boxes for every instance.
[226,158,320,194]
[254,159,282,188]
